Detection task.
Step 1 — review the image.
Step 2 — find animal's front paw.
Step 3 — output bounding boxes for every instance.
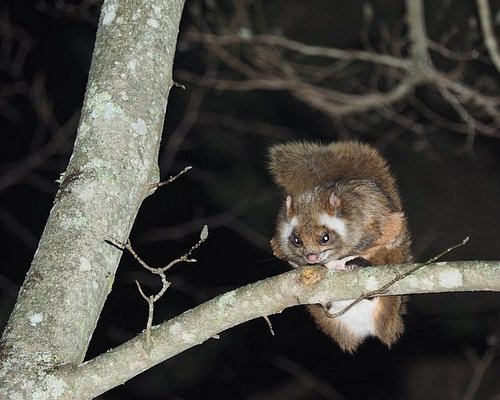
[325,255,370,270]
[344,256,371,270]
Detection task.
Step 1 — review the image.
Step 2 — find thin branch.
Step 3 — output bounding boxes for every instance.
[135,280,155,346]
[410,97,500,138]
[112,226,209,346]
[436,72,500,108]
[263,315,275,336]
[185,32,411,70]
[150,165,192,189]
[427,39,481,62]
[434,84,477,150]
[118,240,156,273]
[161,224,209,272]
[328,237,470,318]
[294,77,420,117]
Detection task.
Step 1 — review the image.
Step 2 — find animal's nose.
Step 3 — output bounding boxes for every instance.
[306,253,319,263]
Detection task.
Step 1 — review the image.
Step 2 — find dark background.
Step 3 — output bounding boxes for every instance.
[1,0,500,399]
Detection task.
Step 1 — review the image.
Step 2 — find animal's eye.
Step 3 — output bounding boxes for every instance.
[291,234,302,246]
[321,233,330,244]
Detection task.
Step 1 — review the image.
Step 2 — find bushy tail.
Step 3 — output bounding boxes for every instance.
[268,141,399,204]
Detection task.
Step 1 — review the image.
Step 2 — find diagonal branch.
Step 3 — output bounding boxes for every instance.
[63,260,500,398]
[295,76,421,117]
[329,237,469,318]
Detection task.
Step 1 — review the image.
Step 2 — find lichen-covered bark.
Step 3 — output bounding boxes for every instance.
[67,260,500,398]
[0,0,185,398]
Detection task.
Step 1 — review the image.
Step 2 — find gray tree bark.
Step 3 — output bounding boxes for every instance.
[0,0,185,398]
[64,260,500,398]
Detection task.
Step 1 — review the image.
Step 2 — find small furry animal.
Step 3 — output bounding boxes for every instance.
[268,141,412,352]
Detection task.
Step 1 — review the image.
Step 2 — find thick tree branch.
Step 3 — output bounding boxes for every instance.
[0,0,186,398]
[405,0,431,70]
[476,0,500,74]
[58,260,499,398]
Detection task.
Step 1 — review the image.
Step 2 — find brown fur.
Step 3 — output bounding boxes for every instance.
[269,141,412,352]
[268,141,401,210]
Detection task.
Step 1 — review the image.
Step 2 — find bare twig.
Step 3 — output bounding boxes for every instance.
[107,225,209,346]
[435,84,476,144]
[411,97,500,138]
[184,32,411,70]
[300,77,420,117]
[150,165,192,189]
[262,315,275,336]
[328,237,470,318]
[134,280,157,346]
[427,40,481,62]
[182,0,500,145]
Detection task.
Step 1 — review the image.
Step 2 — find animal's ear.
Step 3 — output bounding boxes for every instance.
[377,212,405,246]
[285,195,294,219]
[326,191,341,215]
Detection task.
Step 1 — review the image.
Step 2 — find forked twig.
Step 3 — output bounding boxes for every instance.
[328,236,470,318]
[107,224,209,347]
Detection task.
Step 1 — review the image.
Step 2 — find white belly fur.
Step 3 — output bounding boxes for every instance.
[328,298,379,338]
